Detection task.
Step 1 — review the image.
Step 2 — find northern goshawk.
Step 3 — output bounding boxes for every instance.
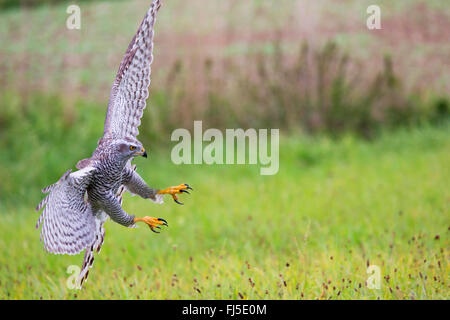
[35,0,191,288]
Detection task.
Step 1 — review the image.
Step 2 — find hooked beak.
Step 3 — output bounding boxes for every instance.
[135,148,147,158]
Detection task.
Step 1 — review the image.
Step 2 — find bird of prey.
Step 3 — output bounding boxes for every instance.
[35,0,191,288]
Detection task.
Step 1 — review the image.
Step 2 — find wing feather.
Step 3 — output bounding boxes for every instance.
[36,167,97,255]
[102,0,161,141]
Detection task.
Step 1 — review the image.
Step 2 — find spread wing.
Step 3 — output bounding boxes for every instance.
[102,0,161,141]
[36,167,97,255]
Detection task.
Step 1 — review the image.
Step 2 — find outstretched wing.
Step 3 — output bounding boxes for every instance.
[36,167,97,255]
[102,0,161,141]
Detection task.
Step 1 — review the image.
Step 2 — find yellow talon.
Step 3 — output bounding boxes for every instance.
[134,216,168,233]
[157,183,192,205]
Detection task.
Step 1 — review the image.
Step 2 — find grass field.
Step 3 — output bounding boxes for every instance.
[0,124,448,299]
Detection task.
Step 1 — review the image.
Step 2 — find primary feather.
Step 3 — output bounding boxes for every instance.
[36,167,97,255]
[102,0,161,141]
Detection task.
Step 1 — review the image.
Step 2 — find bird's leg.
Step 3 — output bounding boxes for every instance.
[157,183,193,205]
[133,216,168,233]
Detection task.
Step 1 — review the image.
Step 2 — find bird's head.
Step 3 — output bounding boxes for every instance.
[115,139,147,161]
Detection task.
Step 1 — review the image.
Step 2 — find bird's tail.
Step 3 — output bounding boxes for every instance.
[77,221,105,288]
[77,245,94,288]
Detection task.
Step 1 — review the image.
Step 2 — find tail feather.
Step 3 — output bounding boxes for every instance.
[77,220,106,288]
[93,222,106,253]
[77,245,95,288]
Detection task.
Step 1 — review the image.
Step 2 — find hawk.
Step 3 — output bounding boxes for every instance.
[35,0,191,288]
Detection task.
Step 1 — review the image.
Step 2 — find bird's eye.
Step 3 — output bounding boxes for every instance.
[130,146,136,151]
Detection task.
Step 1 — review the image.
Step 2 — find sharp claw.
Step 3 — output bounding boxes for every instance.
[184,184,193,190]
[174,199,184,205]
[157,218,168,227]
[150,227,160,233]
[180,189,190,194]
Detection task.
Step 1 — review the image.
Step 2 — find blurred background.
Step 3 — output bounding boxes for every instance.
[0,0,448,299]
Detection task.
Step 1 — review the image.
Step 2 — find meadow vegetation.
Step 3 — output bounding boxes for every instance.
[0,120,448,299]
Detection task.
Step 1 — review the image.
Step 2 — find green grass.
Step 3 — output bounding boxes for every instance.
[0,124,448,299]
